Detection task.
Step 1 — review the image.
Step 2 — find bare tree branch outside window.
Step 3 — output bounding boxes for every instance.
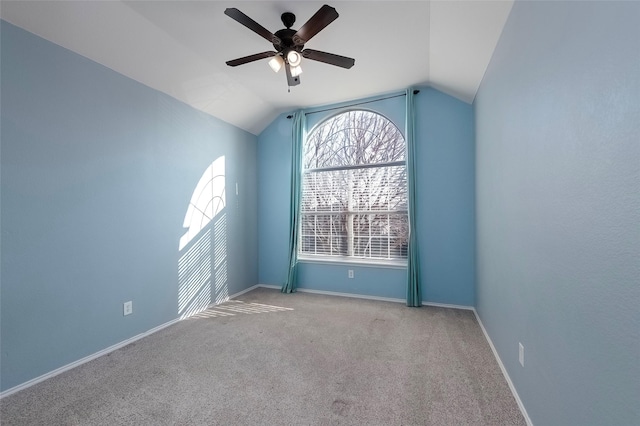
[300,111,408,260]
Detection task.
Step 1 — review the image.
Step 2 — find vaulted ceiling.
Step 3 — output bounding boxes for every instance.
[1,1,513,135]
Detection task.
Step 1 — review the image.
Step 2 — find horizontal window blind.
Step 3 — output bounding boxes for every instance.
[301,164,408,259]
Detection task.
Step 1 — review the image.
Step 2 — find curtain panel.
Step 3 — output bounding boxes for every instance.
[282,111,306,293]
[405,88,422,306]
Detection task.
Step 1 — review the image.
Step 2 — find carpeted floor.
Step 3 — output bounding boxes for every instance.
[0,288,526,425]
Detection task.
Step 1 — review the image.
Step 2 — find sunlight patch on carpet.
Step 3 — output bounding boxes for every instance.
[187,300,293,320]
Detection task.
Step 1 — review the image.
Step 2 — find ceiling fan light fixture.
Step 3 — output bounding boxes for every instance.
[290,65,303,77]
[286,50,302,67]
[268,55,284,73]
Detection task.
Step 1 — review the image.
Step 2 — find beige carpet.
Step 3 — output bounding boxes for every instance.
[0,288,525,425]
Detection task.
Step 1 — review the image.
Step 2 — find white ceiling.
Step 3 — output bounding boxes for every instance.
[1,1,513,135]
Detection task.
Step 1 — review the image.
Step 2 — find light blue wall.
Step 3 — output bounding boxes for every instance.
[0,21,258,392]
[258,89,475,305]
[475,2,640,425]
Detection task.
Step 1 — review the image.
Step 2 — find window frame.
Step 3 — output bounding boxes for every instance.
[298,109,409,268]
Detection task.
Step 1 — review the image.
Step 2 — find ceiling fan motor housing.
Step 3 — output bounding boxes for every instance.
[274,28,303,55]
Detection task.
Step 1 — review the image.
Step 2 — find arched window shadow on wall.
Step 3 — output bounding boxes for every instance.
[178,156,229,319]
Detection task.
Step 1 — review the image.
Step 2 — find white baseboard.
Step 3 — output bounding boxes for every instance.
[0,317,180,399]
[473,309,533,426]
[256,284,281,290]
[256,284,475,311]
[299,287,408,304]
[422,301,475,311]
[257,284,406,304]
[217,284,261,303]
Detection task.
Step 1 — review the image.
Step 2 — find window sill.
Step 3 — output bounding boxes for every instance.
[297,255,407,269]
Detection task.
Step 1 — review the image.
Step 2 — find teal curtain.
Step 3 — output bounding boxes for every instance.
[282,111,306,293]
[406,89,421,306]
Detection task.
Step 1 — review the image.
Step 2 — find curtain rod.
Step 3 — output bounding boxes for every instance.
[286,89,420,119]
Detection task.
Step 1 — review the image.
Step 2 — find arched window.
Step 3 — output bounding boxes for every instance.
[300,110,408,261]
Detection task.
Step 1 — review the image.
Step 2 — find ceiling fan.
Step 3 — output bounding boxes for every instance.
[224,4,355,88]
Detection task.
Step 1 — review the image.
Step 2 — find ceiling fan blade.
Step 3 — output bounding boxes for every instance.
[285,63,301,87]
[302,49,355,69]
[292,4,339,46]
[224,8,281,46]
[226,51,277,67]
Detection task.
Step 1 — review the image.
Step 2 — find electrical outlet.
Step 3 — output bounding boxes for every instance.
[348,269,354,279]
[519,342,524,367]
[123,301,133,316]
